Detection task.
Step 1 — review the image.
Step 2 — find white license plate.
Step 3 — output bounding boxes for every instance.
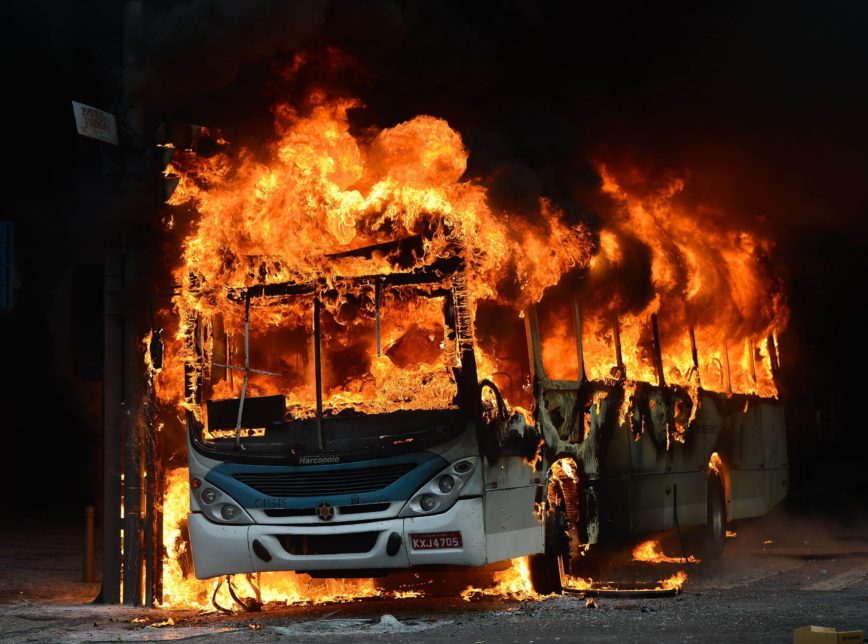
[410,531,463,550]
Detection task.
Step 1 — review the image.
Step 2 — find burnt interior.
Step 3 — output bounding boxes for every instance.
[188,247,481,460]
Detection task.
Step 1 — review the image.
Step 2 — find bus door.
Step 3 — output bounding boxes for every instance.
[474,303,546,563]
[528,293,634,541]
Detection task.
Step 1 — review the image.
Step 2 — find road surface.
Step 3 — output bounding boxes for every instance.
[1,491,865,643]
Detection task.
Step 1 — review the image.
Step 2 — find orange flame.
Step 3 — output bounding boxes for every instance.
[461,557,539,601]
[161,468,380,609]
[659,570,688,592]
[154,89,595,606]
[151,69,785,606]
[632,540,699,564]
[549,166,786,396]
[155,90,592,421]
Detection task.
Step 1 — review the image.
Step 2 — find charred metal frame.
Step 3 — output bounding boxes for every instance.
[234,294,251,449]
[525,293,785,550]
[689,325,701,387]
[650,313,666,388]
[185,252,475,453]
[612,316,625,379]
[313,297,324,450]
[374,280,382,356]
[571,299,586,385]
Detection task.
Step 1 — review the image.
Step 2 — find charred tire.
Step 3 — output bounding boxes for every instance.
[698,475,726,559]
[529,483,568,595]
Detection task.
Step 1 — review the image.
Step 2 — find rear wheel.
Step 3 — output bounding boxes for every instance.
[529,482,569,595]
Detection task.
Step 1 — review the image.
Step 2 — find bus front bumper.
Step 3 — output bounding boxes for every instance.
[188,497,486,579]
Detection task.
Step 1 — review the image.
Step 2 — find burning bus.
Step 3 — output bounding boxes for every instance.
[158,93,788,599]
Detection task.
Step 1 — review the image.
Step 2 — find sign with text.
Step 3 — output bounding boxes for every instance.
[72,101,118,146]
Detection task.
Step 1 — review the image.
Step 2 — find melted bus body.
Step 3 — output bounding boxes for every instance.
[183,263,787,592]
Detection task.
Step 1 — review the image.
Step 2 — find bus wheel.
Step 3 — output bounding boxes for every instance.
[529,483,568,595]
[699,475,726,559]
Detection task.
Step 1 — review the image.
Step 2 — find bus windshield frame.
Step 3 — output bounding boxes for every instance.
[185,255,479,461]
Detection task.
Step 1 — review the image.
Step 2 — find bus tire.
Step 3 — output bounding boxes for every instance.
[699,475,726,559]
[529,484,568,595]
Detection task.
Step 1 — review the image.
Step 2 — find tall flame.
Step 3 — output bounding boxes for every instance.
[161,467,380,609]
[151,79,783,605]
[155,90,592,606]
[154,91,592,422]
[570,166,786,396]
[461,557,539,601]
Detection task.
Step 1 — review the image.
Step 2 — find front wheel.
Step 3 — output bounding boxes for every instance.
[529,483,569,594]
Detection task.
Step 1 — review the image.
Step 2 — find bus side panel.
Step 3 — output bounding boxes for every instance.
[663,394,724,529]
[626,473,664,535]
[730,401,788,519]
[484,486,544,563]
[482,453,544,563]
[663,471,706,528]
[188,515,253,579]
[626,388,707,534]
[761,403,788,470]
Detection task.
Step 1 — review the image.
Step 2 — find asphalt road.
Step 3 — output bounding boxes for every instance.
[2,491,866,643]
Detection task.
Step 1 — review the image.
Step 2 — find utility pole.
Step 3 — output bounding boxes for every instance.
[102,0,154,606]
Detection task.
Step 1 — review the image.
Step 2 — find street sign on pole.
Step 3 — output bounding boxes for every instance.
[72,101,119,146]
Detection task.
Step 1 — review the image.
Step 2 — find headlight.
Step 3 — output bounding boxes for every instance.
[191,480,252,525]
[200,488,218,504]
[400,457,478,517]
[454,460,473,474]
[438,475,455,493]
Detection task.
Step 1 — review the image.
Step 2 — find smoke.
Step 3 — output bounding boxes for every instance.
[146,1,866,236]
[143,0,408,111]
[144,0,328,103]
[148,1,865,343]
[125,1,868,362]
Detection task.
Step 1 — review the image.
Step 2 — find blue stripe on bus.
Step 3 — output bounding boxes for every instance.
[204,451,447,509]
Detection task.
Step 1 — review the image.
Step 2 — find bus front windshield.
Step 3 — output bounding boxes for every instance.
[201,284,459,436]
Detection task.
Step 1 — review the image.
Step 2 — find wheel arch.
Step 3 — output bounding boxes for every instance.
[547,455,585,547]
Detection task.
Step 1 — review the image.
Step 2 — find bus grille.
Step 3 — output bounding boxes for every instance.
[277,532,380,555]
[233,463,416,497]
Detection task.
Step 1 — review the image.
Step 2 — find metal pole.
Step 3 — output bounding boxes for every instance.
[572,298,585,385]
[374,281,382,357]
[313,298,324,450]
[650,313,666,388]
[767,332,780,377]
[83,506,96,583]
[226,334,233,389]
[234,294,251,449]
[723,344,733,394]
[101,245,123,604]
[747,338,757,384]
[122,247,143,607]
[153,439,164,605]
[612,316,625,379]
[143,369,157,606]
[688,325,701,388]
[115,0,147,607]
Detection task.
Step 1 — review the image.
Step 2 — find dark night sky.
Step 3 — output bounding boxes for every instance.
[2,1,867,510]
